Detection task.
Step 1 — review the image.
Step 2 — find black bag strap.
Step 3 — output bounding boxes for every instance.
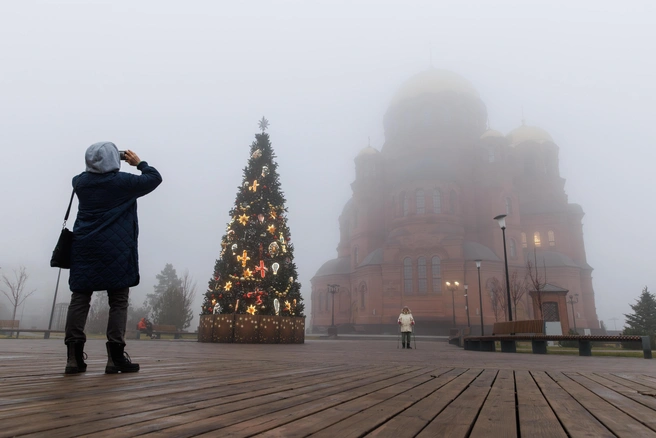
[62,188,75,229]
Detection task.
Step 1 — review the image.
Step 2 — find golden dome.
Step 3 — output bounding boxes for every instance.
[390,69,480,106]
[356,146,379,158]
[480,129,504,139]
[507,124,554,146]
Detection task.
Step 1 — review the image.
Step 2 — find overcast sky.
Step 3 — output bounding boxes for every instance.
[1,0,654,332]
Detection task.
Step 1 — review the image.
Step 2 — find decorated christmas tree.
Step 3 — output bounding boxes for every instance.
[201,118,304,318]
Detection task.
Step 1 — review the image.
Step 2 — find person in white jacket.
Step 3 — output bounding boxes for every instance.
[398,306,415,349]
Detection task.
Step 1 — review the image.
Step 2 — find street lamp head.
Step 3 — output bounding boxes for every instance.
[464,284,468,290]
[445,281,451,287]
[455,281,459,286]
[475,259,482,269]
[494,214,507,229]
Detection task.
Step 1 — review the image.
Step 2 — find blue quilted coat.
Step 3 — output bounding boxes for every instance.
[69,142,162,292]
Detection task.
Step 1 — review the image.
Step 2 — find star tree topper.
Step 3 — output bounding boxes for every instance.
[258,116,269,132]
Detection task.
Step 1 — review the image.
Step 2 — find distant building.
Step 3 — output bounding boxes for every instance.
[311,69,599,335]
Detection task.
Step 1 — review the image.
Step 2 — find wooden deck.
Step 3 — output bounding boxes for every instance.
[1,339,656,437]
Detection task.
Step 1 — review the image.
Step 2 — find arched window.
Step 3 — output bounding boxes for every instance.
[416,189,425,214]
[449,189,457,214]
[505,197,513,215]
[521,232,527,248]
[319,293,323,311]
[509,238,517,258]
[360,284,366,309]
[548,230,555,247]
[403,257,413,295]
[432,189,441,213]
[324,292,329,312]
[431,256,442,293]
[401,192,409,217]
[534,232,542,247]
[418,257,427,294]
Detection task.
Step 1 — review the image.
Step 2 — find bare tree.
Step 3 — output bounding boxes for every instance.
[179,270,197,329]
[1,266,36,335]
[486,277,506,322]
[487,271,528,321]
[526,247,548,319]
[509,270,529,319]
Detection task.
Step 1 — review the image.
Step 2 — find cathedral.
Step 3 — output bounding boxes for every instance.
[310,69,600,335]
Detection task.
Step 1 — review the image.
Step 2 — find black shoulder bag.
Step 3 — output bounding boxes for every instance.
[50,188,76,269]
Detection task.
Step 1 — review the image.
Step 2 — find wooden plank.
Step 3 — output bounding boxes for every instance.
[513,370,567,438]
[548,371,656,437]
[565,372,656,432]
[363,369,482,438]
[221,367,452,438]
[416,369,497,438]
[261,368,466,438]
[579,373,656,410]
[594,372,656,394]
[8,365,387,437]
[613,373,656,391]
[76,366,430,437]
[3,364,350,433]
[469,369,517,438]
[2,338,656,438]
[531,371,615,438]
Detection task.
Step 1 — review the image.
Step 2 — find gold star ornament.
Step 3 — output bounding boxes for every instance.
[238,214,249,226]
[247,305,257,315]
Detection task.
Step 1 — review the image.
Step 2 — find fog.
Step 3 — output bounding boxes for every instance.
[1,0,654,332]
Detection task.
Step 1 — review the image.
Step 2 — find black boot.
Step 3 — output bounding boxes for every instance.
[64,342,87,374]
[105,342,140,374]
[402,343,406,349]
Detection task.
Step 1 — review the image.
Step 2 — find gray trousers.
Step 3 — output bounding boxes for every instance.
[64,288,129,346]
[401,331,412,345]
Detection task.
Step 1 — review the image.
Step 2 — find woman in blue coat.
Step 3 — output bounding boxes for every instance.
[64,142,162,374]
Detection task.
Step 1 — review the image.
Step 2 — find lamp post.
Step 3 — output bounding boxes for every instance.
[46,268,63,339]
[475,259,484,335]
[327,284,339,337]
[567,293,579,334]
[494,214,513,321]
[445,281,459,327]
[464,284,470,328]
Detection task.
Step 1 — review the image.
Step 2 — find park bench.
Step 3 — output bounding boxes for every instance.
[448,327,470,347]
[151,324,182,339]
[13,329,65,339]
[464,319,653,359]
[0,320,20,330]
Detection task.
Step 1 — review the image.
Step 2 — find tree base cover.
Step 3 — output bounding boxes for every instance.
[197,314,305,344]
